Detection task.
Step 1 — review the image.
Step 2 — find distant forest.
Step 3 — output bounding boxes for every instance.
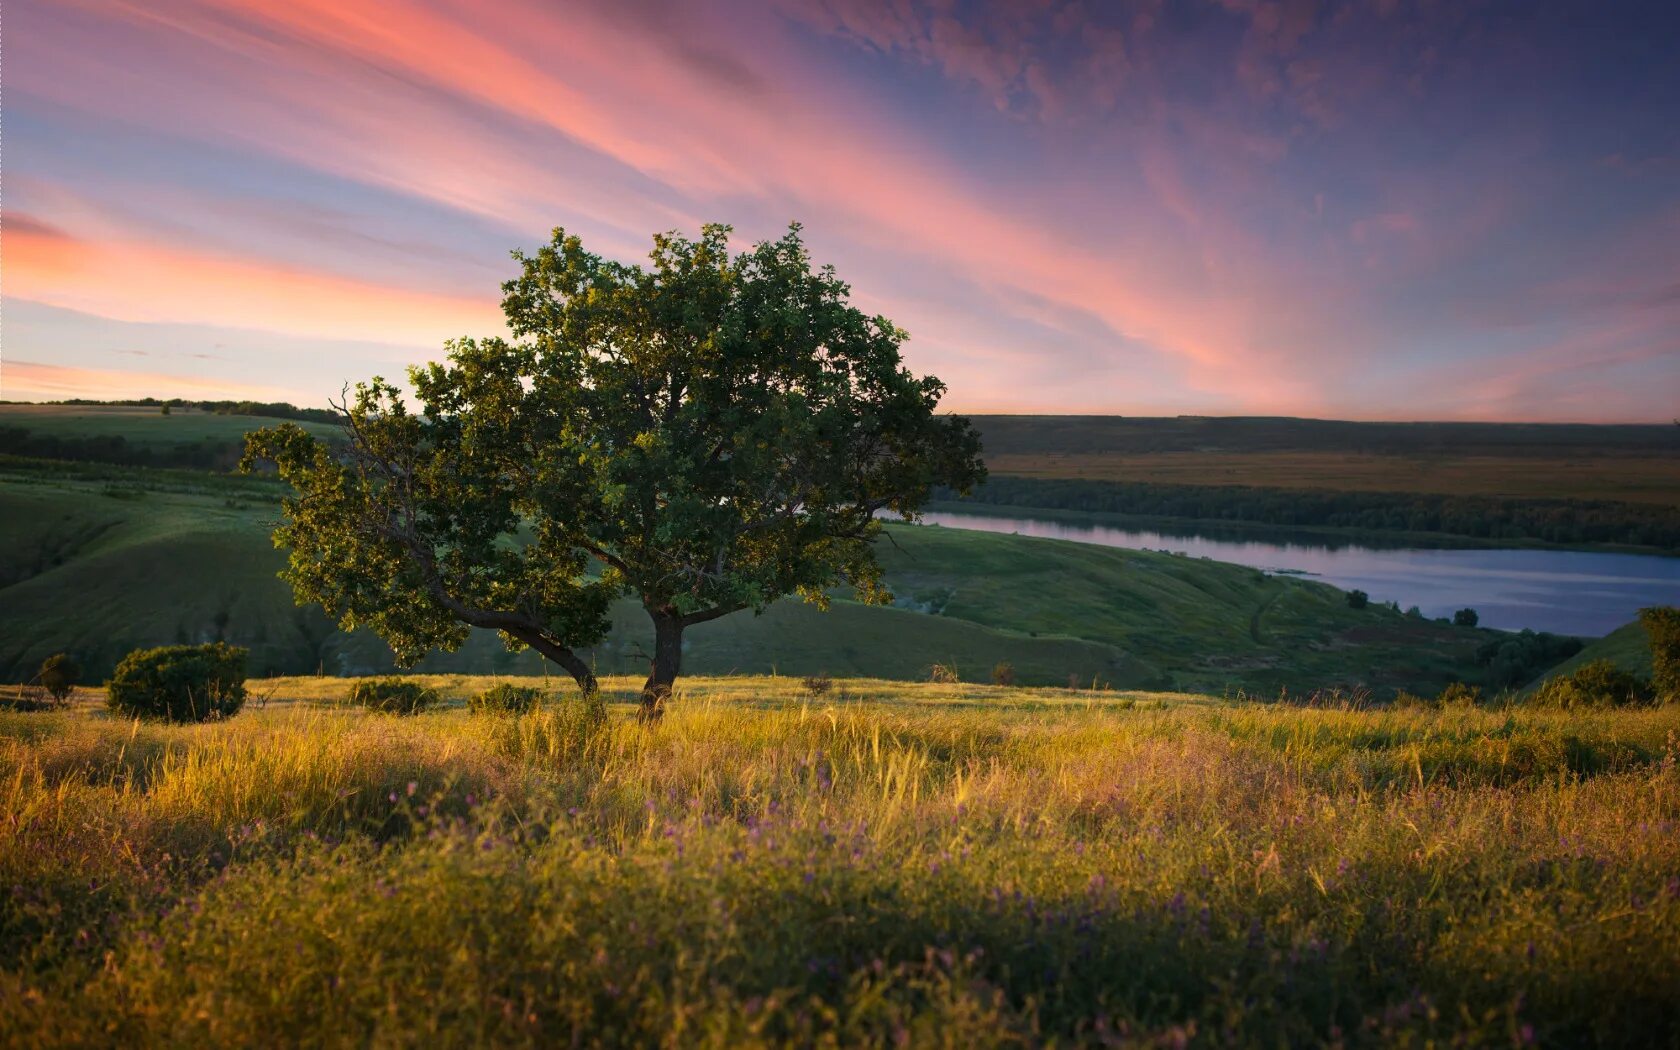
[40,398,343,425]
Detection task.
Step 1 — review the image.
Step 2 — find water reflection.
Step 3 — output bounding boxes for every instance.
[917,511,1680,637]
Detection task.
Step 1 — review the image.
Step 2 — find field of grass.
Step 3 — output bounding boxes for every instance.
[4,678,1677,1046]
[0,403,341,448]
[982,450,1680,505]
[0,468,1496,696]
[966,417,1680,550]
[971,415,1680,460]
[10,404,1674,549]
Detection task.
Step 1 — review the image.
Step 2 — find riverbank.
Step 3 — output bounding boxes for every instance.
[918,508,1680,638]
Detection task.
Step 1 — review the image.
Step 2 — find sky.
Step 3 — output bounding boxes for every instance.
[4,0,1679,421]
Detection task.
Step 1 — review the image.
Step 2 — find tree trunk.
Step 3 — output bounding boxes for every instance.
[640,611,683,721]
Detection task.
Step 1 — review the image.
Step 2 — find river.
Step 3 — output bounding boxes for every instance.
[918,511,1679,637]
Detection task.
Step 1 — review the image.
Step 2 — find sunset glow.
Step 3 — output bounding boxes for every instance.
[4,0,1678,419]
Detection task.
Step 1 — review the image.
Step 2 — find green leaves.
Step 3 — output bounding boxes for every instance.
[244,223,984,693]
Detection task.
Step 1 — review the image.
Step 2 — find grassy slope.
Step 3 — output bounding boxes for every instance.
[0,403,340,447]
[0,473,1490,694]
[4,684,1678,1046]
[1532,620,1654,684]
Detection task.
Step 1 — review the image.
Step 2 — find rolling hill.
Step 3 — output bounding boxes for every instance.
[1529,619,1654,685]
[0,463,1495,695]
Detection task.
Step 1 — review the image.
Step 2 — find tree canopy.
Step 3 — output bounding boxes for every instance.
[244,223,984,715]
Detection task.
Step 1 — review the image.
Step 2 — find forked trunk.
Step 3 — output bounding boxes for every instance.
[641,611,683,721]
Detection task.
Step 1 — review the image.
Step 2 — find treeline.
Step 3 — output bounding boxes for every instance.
[944,477,1680,550]
[46,398,343,425]
[0,426,238,471]
[1476,630,1583,688]
[971,415,1680,458]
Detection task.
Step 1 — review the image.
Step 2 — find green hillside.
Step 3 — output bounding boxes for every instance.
[0,465,1494,695]
[0,403,341,447]
[1529,619,1654,685]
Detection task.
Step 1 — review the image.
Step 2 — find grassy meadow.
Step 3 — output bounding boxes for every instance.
[4,676,1678,1047]
[967,414,1680,507]
[0,462,1494,695]
[978,450,1680,506]
[0,403,342,449]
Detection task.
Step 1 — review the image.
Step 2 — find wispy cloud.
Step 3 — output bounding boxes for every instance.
[5,0,1677,418]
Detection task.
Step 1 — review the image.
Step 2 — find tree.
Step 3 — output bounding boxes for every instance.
[244,224,985,718]
[1453,608,1479,627]
[1345,589,1368,609]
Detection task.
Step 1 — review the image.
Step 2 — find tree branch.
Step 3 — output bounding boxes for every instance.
[680,603,747,628]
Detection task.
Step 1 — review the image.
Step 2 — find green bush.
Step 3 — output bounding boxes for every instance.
[468,682,542,715]
[107,642,247,722]
[349,678,439,715]
[1532,659,1653,709]
[38,653,79,701]
[1453,608,1479,627]
[1345,589,1369,609]
[1640,605,1680,700]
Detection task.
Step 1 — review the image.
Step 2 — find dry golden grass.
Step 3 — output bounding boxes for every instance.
[4,677,1677,1046]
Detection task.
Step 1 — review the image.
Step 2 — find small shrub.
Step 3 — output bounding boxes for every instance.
[350,677,439,715]
[801,674,834,698]
[1346,589,1369,609]
[469,682,542,715]
[1453,608,1479,627]
[38,653,79,701]
[1436,681,1481,706]
[107,642,247,722]
[1640,606,1680,700]
[990,662,1016,687]
[927,663,959,684]
[1532,659,1653,709]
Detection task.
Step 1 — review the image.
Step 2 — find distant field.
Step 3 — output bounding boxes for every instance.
[971,414,1680,458]
[4,682,1677,1046]
[955,415,1680,550]
[984,450,1680,505]
[0,403,342,447]
[0,465,1498,695]
[970,415,1680,519]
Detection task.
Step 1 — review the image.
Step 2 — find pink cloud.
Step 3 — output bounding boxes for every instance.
[5,209,502,345]
[6,0,1675,421]
[1,359,306,403]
